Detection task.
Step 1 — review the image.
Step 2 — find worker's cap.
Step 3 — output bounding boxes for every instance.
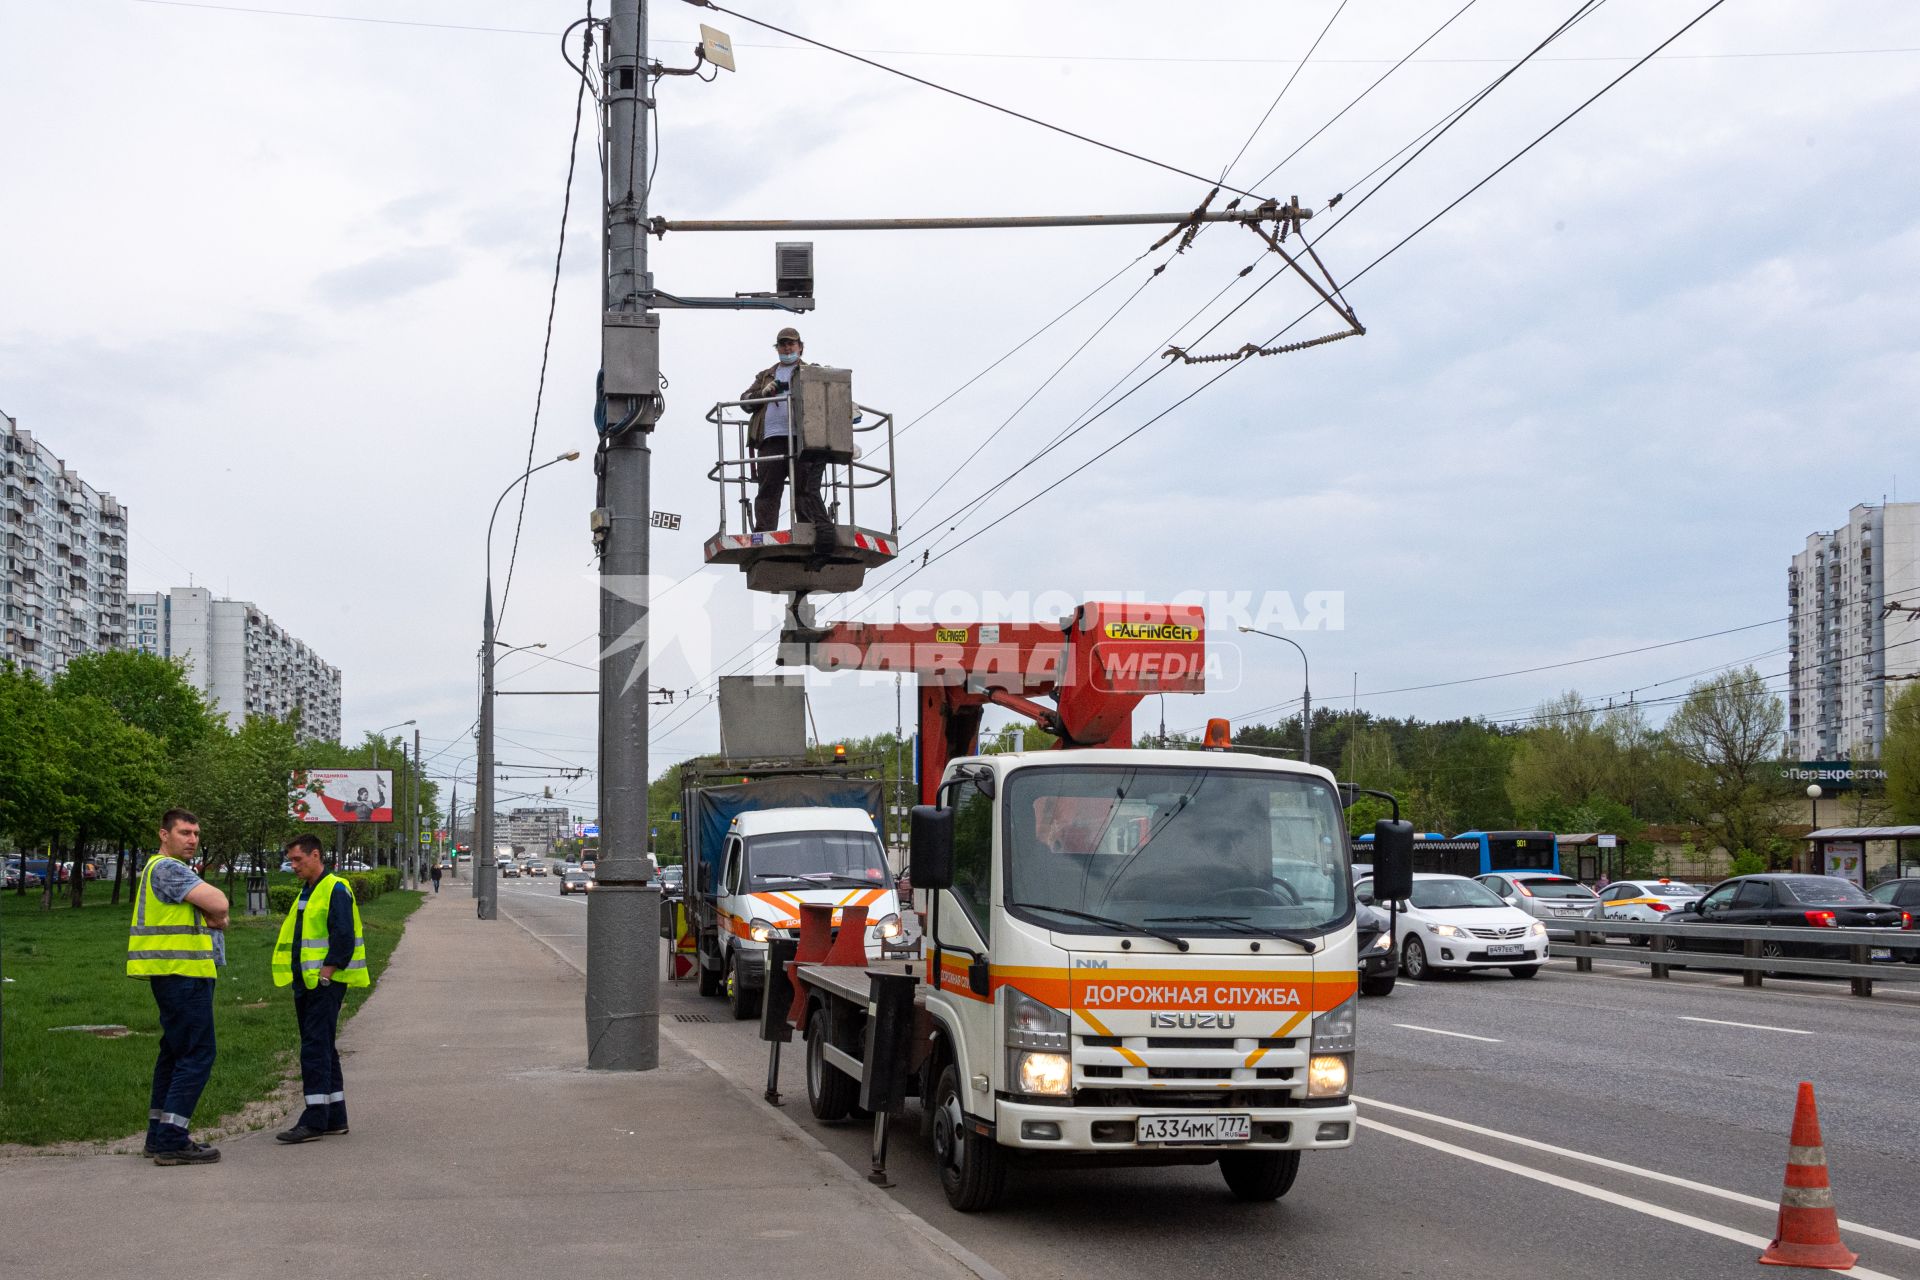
[775,326,803,344]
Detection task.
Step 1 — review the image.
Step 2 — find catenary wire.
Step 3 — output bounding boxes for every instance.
[1217,0,1352,186]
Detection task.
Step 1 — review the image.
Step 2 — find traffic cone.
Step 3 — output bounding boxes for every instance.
[1759,1082,1858,1270]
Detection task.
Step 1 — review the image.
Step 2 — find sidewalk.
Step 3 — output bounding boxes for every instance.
[0,886,982,1280]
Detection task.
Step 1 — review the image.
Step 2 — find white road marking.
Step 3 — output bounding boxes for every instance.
[1391,1023,1502,1043]
[1678,1015,1812,1035]
[1359,1118,1910,1280]
[1355,1095,1920,1254]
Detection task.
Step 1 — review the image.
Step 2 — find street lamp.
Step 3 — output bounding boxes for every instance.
[1238,626,1312,766]
[368,719,415,877]
[478,450,580,921]
[1806,784,1822,872]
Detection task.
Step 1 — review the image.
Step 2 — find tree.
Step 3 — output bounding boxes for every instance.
[35,693,167,909]
[52,650,215,756]
[0,665,69,895]
[1666,667,1787,863]
[1886,684,1920,823]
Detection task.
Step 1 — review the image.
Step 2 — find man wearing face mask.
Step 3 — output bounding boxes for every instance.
[742,326,828,532]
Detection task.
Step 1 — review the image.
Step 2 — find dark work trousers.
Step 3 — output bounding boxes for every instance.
[293,981,349,1131]
[752,438,828,531]
[147,976,216,1151]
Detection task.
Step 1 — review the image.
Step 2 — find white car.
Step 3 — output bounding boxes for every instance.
[1355,872,1550,980]
[1595,879,1711,931]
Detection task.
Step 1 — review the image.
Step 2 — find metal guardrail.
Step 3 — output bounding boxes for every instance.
[1554,919,1920,997]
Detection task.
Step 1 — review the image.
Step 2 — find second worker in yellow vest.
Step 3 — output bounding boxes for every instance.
[271,833,368,1144]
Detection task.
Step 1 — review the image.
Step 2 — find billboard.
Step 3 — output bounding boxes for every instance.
[290,770,395,824]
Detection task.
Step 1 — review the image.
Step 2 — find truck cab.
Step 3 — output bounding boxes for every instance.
[909,747,1360,1209]
[713,807,904,1019]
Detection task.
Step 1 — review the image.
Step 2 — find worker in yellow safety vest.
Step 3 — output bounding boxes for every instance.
[271,833,369,1144]
[127,808,230,1165]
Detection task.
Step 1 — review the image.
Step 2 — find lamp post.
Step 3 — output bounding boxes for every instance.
[479,450,579,920]
[368,719,414,872]
[1806,783,1822,872]
[1238,626,1312,766]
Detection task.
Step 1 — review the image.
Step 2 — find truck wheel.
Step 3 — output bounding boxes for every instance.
[1219,1149,1300,1202]
[1359,973,1396,998]
[931,1064,1006,1212]
[806,1005,858,1121]
[728,952,761,1020]
[696,953,723,997]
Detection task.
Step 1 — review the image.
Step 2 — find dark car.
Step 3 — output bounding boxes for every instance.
[1356,899,1397,997]
[1673,874,1912,964]
[559,869,594,895]
[1868,879,1920,961]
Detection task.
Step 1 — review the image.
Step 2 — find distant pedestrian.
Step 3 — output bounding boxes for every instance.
[129,809,229,1165]
[272,834,368,1144]
[429,862,443,893]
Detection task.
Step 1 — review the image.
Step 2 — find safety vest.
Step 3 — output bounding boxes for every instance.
[271,873,370,989]
[126,855,218,979]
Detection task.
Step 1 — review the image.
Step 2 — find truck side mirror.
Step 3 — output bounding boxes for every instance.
[1337,782,1358,808]
[1372,819,1414,901]
[910,805,955,891]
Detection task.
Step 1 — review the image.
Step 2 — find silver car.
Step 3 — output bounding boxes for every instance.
[1476,872,1599,938]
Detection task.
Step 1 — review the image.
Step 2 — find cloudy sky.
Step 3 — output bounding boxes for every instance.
[5,0,1917,820]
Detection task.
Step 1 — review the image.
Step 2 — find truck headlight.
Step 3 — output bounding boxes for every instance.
[748,918,777,943]
[1014,1051,1071,1096]
[873,913,902,940]
[1002,987,1068,1051]
[1311,996,1356,1056]
[1307,1054,1351,1098]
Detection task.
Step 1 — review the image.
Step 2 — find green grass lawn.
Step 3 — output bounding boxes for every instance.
[0,886,422,1145]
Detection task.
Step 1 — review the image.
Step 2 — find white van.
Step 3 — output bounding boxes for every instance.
[711,807,904,1019]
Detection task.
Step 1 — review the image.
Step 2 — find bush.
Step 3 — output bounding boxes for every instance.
[1727,849,1767,877]
[373,866,401,895]
[346,872,375,902]
[267,884,299,914]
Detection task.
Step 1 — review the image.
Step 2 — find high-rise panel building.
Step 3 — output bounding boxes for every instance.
[1787,501,1920,759]
[504,806,571,857]
[2,413,130,682]
[126,586,342,742]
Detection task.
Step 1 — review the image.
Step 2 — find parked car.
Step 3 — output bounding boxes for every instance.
[1476,872,1599,938]
[560,869,595,895]
[1356,872,1549,980]
[1355,899,1397,996]
[1595,878,1711,937]
[1672,874,1913,965]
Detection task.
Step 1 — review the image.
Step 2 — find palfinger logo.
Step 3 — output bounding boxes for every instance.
[592,573,721,696]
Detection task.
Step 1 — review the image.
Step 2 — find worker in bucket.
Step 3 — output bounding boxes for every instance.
[741,326,828,532]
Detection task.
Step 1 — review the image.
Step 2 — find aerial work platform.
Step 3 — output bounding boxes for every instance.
[704,363,898,595]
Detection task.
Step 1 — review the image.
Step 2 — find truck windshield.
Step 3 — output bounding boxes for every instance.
[1003,765,1350,938]
[747,832,890,891]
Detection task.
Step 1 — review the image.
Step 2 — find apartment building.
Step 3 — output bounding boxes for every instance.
[2,413,130,682]
[504,805,571,857]
[127,586,342,742]
[1787,501,1920,759]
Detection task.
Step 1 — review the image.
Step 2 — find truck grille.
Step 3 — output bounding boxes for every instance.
[1072,1031,1308,1096]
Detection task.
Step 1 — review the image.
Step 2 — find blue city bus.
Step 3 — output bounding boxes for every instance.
[1353,830,1559,877]
[1450,830,1559,875]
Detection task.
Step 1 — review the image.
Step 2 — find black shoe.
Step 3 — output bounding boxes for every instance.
[324,1125,349,1136]
[152,1144,221,1165]
[144,1139,213,1159]
[275,1124,325,1144]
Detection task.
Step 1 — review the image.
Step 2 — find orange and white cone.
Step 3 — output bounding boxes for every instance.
[1759,1082,1858,1270]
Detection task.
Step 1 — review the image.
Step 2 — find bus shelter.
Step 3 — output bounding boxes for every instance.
[1807,826,1920,888]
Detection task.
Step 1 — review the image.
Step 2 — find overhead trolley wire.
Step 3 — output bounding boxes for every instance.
[1217,0,1354,186]
[681,0,1281,202]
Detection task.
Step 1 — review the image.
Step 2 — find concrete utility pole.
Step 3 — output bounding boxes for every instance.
[477,625,497,918]
[412,727,422,888]
[589,0,662,1071]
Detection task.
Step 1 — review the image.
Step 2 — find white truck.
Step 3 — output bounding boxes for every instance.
[772,745,1414,1212]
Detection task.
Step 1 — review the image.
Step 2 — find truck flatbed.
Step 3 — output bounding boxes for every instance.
[792,957,922,1006]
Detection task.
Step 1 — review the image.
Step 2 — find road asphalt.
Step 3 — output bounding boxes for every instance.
[0,885,992,1280]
